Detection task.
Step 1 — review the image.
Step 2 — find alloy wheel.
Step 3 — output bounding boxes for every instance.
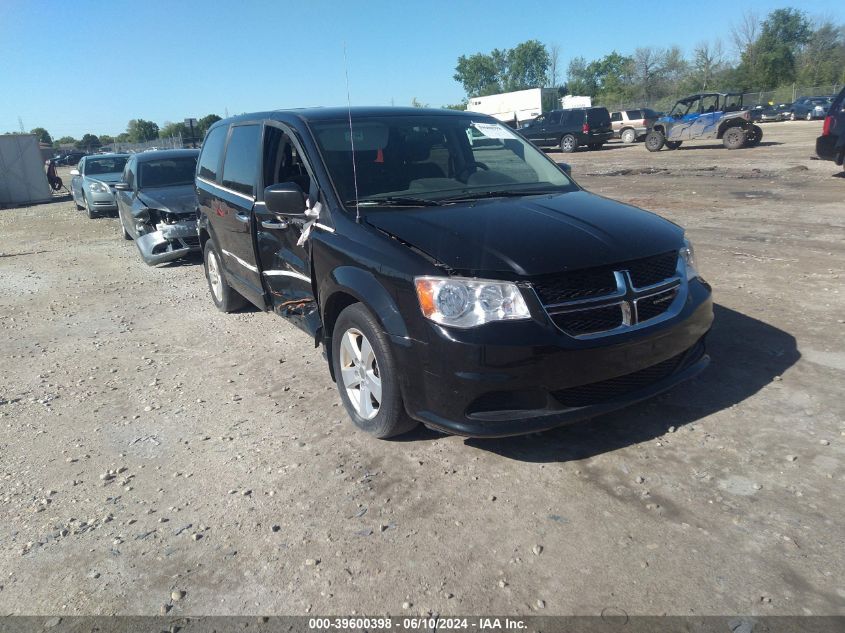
[339,327,382,420]
[207,250,223,303]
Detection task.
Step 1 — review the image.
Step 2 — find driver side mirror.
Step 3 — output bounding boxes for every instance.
[69,169,80,176]
[113,182,131,191]
[264,182,307,217]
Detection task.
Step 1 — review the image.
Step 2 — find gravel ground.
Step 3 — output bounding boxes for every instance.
[0,120,843,617]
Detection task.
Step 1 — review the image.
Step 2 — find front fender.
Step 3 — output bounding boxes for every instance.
[323,266,410,342]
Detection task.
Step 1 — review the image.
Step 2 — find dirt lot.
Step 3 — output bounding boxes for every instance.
[1,121,843,617]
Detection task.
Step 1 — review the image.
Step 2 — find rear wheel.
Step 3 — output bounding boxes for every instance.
[203,240,246,313]
[722,127,746,150]
[665,141,682,150]
[645,129,665,152]
[559,134,577,153]
[621,128,637,144]
[745,125,763,146]
[332,303,417,439]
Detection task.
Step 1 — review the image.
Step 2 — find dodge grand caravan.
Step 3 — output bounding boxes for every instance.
[195,107,713,439]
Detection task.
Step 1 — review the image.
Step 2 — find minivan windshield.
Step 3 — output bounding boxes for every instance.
[310,115,576,207]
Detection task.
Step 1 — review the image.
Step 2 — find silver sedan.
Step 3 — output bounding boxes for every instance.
[70,154,129,218]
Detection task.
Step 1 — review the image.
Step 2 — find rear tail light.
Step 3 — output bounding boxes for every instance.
[582,122,590,133]
[822,115,833,136]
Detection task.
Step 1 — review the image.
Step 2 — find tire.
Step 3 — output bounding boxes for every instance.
[746,125,763,146]
[621,128,637,144]
[203,240,246,313]
[645,129,665,152]
[588,143,603,150]
[722,127,746,150]
[332,303,417,439]
[789,112,796,121]
[559,134,577,153]
[805,111,813,121]
[84,195,96,219]
[74,193,84,211]
[665,141,682,150]
[118,211,132,240]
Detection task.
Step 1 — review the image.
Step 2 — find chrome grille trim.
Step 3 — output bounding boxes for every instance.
[534,255,688,339]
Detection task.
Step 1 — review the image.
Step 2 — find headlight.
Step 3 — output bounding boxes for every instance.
[414,276,530,328]
[680,238,699,280]
[88,181,109,193]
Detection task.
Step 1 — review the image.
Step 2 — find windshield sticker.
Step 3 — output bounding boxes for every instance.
[471,122,517,140]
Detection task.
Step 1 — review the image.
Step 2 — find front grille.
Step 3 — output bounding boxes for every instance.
[532,251,678,306]
[626,251,678,288]
[551,304,623,336]
[637,287,679,322]
[552,341,703,408]
[181,235,200,247]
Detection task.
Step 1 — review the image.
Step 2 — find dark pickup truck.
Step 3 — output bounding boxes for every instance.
[196,107,713,440]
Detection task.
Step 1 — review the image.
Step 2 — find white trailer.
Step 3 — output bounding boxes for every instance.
[560,95,592,109]
[467,88,559,126]
[0,134,52,208]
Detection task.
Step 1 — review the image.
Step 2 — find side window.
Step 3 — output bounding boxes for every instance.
[221,124,261,196]
[198,125,228,182]
[262,125,312,196]
[547,111,561,124]
[77,158,85,174]
[611,112,622,122]
[127,160,135,188]
[700,95,719,113]
[625,110,642,119]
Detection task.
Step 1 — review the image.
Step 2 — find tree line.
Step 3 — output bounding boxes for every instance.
[26,114,222,152]
[452,8,844,108]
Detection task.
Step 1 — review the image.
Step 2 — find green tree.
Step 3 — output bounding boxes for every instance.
[30,127,52,144]
[410,98,429,108]
[197,114,222,137]
[54,136,76,148]
[454,52,502,97]
[115,132,131,143]
[159,121,188,138]
[737,8,811,88]
[126,119,160,143]
[796,22,845,86]
[503,40,550,91]
[76,134,101,151]
[442,101,468,111]
[99,134,114,146]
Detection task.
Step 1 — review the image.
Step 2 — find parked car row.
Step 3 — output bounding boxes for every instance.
[518,106,614,152]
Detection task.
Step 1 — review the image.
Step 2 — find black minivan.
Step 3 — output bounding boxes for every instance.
[520,107,614,152]
[195,107,712,439]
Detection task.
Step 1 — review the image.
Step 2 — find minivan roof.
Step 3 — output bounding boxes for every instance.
[215,106,485,129]
[132,148,199,163]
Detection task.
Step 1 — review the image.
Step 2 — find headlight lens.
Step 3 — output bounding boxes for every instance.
[414,277,530,328]
[88,181,109,193]
[680,238,698,280]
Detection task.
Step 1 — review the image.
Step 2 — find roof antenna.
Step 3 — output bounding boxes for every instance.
[343,42,361,223]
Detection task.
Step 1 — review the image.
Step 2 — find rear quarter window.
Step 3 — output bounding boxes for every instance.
[625,110,643,119]
[198,125,228,182]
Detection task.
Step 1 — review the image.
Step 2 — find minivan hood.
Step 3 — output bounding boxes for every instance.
[365,190,684,277]
[138,184,198,215]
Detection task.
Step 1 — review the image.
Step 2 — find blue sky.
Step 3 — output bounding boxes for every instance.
[1,0,841,138]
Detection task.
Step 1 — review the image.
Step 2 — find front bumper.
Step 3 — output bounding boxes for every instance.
[396,279,714,437]
[135,221,200,265]
[88,190,117,212]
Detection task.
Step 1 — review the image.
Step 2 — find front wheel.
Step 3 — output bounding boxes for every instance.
[645,129,665,152]
[559,134,577,153]
[203,240,246,313]
[332,303,417,439]
[84,195,96,219]
[746,125,763,146]
[722,127,746,150]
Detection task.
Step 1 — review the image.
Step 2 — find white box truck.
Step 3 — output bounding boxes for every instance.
[467,88,560,127]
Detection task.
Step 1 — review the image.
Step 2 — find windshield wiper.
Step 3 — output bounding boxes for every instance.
[439,189,563,202]
[347,196,441,207]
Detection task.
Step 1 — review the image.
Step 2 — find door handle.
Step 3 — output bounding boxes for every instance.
[261,218,288,230]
